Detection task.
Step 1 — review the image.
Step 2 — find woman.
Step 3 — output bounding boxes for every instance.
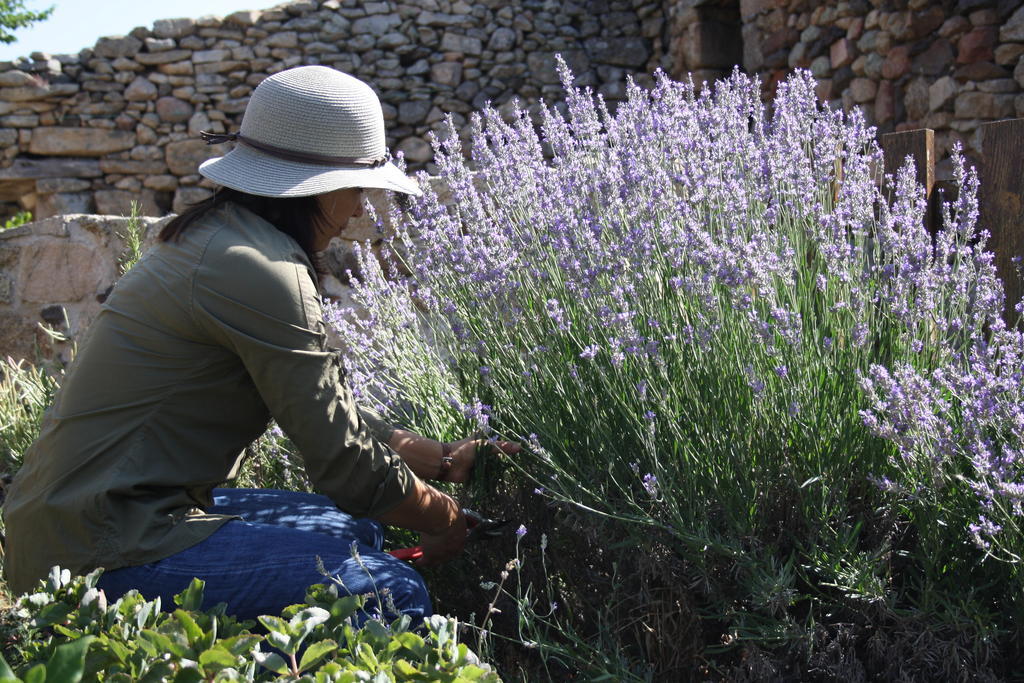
[2,66,514,622]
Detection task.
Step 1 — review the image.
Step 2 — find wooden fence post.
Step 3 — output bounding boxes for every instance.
[879,128,936,233]
[980,118,1024,327]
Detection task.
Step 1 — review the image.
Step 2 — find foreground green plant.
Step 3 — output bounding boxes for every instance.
[329,64,1023,677]
[1,567,498,682]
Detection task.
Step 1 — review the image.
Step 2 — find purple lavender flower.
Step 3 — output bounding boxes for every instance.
[546,298,570,331]
[461,398,492,433]
[322,61,1023,578]
[516,524,528,538]
[642,473,659,499]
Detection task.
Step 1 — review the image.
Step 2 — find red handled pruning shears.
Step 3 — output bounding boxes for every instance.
[388,508,510,561]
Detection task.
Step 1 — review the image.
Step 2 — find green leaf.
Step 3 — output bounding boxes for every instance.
[256,615,289,635]
[47,566,70,592]
[355,642,379,671]
[290,607,330,643]
[198,647,240,671]
[51,624,79,639]
[134,633,158,659]
[0,652,16,678]
[265,630,294,654]
[45,635,96,683]
[106,639,132,665]
[173,579,206,612]
[314,661,342,676]
[394,659,419,677]
[221,634,262,657]
[251,650,290,676]
[82,568,104,589]
[455,665,489,680]
[298,639,338,673]
[135,601,156,630]
[171,668,203,683]
[172,610,204,644]
[24,664,46,683]
[139,630,184,659]
[304,583,338,605]
[33,603,71,628]
[392,632,427,658]
[137,661,175,683]
[328,596,361,622]
[360,619,390,645]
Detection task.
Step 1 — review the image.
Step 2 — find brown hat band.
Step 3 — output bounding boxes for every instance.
[200,130,389,168]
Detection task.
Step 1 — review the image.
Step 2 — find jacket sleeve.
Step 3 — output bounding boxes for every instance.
[190,231,414,518]
[358,407,397,445]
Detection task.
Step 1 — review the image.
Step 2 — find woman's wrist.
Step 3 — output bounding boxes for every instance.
[388,429,448,480]
[437,442,454,481]
[424,486,462,535]
[387,429,480,484]
[378,478,461,535]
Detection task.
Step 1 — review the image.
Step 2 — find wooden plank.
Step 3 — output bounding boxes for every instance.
[880,128,935,233]
[980,118,1024,327]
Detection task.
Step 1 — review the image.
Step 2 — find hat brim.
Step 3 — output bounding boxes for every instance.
[198,144,423,197]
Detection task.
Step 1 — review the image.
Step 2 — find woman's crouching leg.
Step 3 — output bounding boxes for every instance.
[96,520,432,624]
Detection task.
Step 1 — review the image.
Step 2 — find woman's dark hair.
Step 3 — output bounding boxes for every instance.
[159,187,328,263]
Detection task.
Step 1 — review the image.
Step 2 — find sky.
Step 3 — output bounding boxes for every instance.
[0,0,271,61]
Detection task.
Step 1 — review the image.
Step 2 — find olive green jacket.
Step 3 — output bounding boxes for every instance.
[3,202,414,595]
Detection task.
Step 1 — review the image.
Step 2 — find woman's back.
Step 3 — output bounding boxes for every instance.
[2,202,316,594]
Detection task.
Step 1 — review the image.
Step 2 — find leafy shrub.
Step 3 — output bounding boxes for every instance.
[116,201,146,276]
[230,422,313,494]
[328,63,1024,677]
[1,212,32,231]
[0,567,498,682]
[0,358,59,475]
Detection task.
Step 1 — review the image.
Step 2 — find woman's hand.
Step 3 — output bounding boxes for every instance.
[379,479,466,565]
[442,438,521,484]
[416,508,468,566]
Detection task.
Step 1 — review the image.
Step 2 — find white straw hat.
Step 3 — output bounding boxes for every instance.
[198,66,421,197]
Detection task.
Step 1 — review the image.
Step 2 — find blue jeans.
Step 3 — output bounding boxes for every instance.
[96,488,431,623]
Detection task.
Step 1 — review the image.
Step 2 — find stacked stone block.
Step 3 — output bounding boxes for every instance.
[731,0,1024,177]
[0,0,664,222]
[0,214,170,364]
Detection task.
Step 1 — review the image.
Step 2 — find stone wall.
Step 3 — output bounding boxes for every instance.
[0,213,169,364]
[0,186,433,364]
[0,0,665,222]
[726,0,1024,178]
[2,0,1022,221]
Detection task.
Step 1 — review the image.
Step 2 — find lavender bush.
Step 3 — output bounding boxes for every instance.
[329,63,1024,675]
